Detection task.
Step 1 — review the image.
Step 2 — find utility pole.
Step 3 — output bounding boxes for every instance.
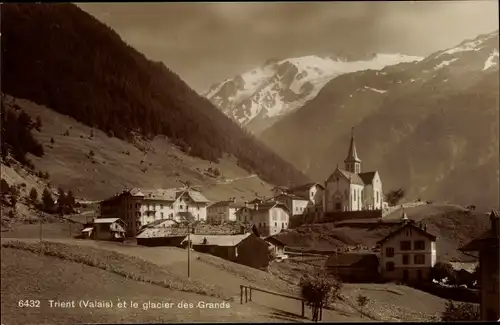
[187,228,191,277]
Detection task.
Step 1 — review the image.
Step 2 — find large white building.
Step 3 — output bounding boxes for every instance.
[377,211,437,283]
[100,187,210,236]
[324,129,384,213]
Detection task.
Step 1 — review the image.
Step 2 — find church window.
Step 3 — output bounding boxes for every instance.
[353,190,356,201]
[376,191,379,203]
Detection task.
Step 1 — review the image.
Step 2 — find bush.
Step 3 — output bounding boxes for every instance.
[29,187,38,205]
[441,300,480,321]
[431,261,456,283]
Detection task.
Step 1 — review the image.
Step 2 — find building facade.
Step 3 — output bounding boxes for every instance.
[236,201,290,237]
[460,210,499,321]
[377,217,437,283]
[324,129,384,213]
[207,198,244,223]
[99,187,210,236]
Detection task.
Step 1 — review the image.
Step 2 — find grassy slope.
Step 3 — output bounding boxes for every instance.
[1,239,366,323]
[4,95,272,202]
[276,204,491,261]
[0,248,287,325]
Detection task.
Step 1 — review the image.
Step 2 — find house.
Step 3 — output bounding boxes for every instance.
[207,198,244,224]
[238,201,290,237]
[377,212,437,283]
[274,193,309,216]
[181,233,270,269]
[324,128,384,212]
[460,210,499,321]
[264,236,287,257]
[99,187,210,236]
[92,218,126,241]
[287,182,325,212]
[325,252,380,283]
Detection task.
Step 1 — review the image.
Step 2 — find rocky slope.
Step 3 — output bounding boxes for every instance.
[260,31,499,210]
[205,54,422,134]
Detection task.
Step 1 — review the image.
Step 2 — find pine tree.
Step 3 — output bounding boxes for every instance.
[29,187,38,205]
[57,188,66,215]
[42,188,54,213]
[66,190,76,213]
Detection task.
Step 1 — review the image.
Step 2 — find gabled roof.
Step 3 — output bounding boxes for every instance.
[136,227,190,239]
[264,236,287,247]
[176,189,210,203]
[209,200,244,209]
[81,227,94,232]
[94,218,124,224]
[326,168,364,186]
[376,221,437,245]
[358,171,377,185]
[325,253,378,268]
[460,210,499,251]
[182,233,252,247]
[254,201,290,213]
[288,182,325,192]
[275,193,309,201]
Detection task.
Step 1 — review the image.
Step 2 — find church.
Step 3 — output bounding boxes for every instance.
[324,129,383,212]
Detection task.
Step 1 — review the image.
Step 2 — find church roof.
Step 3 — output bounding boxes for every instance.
[326,168,365,186]
[358,171,376,185]
[344,128,361,163]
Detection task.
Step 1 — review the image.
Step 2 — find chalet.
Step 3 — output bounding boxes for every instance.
[271,185,289,197]
[325,253,380,283]
[377,212,437,283]
[460,210,499,321]
[92,218,126,241]
[207,198,244,224]
[181,233,270,269]
[264,236,287,257]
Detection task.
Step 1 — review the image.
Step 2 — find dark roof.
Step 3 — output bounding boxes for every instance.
[358,172,376,185]
[460,210,499,251]
[344,129,361,163]
[209,200,244,209]
[288,182,325,192]
[376,221,437,245]
[248,198,265,204]
[325,253,378,268]
[264,236,287,247]
[275,193,309,201]
[254,201,290,213]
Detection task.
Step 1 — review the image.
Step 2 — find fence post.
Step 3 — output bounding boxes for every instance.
[245,286,248,303]
[249,287,252,301]
[301,300,305,318]
[240,285,243,304]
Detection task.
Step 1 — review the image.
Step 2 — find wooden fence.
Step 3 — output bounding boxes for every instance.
[240,284,320,320]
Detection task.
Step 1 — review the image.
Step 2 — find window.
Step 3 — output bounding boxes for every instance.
[282,223,284,228]
[414,254,425,264]
[274,222,277,227]
[414,240,425,250]
[263,222,266,228]
[386,247,395,257]
[400,241,411,251]
[386,262,395,271]
[160,204,163,209]
[353,190,356,201]
[160,212,164,218]
[376,191,379,203]
[402,254,410,265]
[335,203,341,211]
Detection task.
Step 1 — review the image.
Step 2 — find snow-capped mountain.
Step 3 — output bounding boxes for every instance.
[260,30,499,210]
[204,54,423,134]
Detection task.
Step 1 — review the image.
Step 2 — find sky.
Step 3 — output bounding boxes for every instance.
[77,1,499,93]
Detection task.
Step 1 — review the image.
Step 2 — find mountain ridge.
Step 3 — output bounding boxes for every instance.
[204,53,422,134]
[260,30,499,210]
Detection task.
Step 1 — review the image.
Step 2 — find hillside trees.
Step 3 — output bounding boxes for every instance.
[385,188,406,206]
[1,3,309,186]
[42,188,55,213]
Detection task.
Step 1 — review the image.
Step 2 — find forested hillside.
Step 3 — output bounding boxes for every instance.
[1,3,308,186]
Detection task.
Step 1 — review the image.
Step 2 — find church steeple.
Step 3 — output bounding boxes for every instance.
[344,127,361,173]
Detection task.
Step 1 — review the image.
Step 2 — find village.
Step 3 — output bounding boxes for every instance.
[78,131,499,321]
